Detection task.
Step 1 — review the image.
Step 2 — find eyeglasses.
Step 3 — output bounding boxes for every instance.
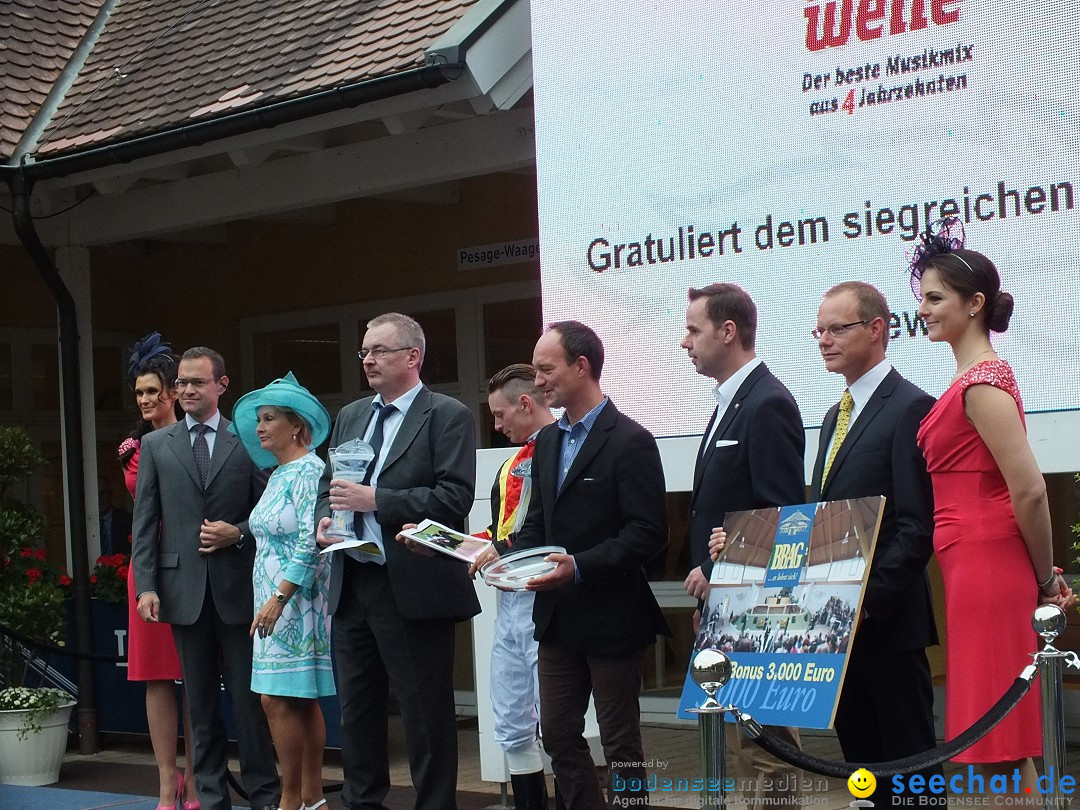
[810,320,869,340]
[358,347,413,360]
[174,377,220,389]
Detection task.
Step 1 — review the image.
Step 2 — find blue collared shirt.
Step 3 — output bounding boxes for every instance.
[555,396,608,584]
[356,381,424,563]
[185,410,222,456]
[556,396,609,489]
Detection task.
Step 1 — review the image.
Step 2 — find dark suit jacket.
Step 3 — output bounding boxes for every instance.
[131,416,265,626]
[688,363,805,579]
[810,368,938,652]
[316,386,480,623]
[513,400,669,656]
[101,507,132,557]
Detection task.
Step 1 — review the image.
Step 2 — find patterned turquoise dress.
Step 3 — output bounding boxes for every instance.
[250,452,335,698]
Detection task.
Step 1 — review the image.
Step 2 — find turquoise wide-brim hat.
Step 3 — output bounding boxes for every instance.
[229,371,331,469]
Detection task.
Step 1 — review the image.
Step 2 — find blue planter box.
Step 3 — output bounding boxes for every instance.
[57,599,343,745]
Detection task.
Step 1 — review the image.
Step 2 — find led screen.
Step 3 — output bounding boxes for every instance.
[531,0,1080,435]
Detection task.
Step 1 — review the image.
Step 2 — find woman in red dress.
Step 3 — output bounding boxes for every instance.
[910,221,1074,789]
[121,334,200,810]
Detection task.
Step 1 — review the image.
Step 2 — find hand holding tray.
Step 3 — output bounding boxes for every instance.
[480,545,567,590]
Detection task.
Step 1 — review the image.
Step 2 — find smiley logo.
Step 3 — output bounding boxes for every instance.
[848,768,876,798]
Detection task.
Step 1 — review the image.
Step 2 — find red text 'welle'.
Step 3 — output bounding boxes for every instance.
[804,0,962,52]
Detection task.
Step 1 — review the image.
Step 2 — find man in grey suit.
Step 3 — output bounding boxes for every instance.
[132,347,279,810]
[315,313,479,810]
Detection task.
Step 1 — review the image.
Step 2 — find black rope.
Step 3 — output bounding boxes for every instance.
[0,621,126,663]
[4,619,348,803]
[739,676,1033,777]
[226,771,247,801]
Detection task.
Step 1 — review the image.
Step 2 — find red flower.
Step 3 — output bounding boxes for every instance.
[59,574,72,587]
[116,565,128,580]
[34,548,46,560]
[90,575,98,584]
[27,567,42,584]
[111,554,126,566]
[95,555,106,565]
[20,548,32,558]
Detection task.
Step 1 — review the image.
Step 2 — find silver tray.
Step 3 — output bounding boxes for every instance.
[481,545,567,590]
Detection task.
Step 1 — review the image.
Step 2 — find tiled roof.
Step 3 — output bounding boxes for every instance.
[0,0,104,159]
[35,0,478,157]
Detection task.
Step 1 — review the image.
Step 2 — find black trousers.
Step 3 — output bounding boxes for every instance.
[834,644,943,801]
[333,558,459,810]
[172,596,278,810]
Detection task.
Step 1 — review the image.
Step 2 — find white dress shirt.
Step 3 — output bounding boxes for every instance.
[702,357,762,454]
[824,358,892,451]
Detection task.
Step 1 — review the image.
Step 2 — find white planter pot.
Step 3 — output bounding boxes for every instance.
[0,701,75,786]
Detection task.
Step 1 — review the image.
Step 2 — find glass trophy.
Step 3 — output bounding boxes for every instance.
[324,438,375,543]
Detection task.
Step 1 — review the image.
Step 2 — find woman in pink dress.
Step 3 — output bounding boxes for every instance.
[121,333,200,810]
[910,220,1074,789]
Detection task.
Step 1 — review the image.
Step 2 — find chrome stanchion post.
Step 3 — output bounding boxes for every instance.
[1031,605,1075,810]
[686,649,736,809]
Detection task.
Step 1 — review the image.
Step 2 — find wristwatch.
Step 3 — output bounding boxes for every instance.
[274,588,288,604]
[235,531,246,550]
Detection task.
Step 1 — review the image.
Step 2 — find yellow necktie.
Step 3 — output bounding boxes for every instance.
[822,390,854,485]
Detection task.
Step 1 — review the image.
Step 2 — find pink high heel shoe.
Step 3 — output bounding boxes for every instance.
[155,772,183,810]
[180,771,201,810]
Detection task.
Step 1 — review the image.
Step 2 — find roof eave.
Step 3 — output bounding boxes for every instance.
[10,62,459,182]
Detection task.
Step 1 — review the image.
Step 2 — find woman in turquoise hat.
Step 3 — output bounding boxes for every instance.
[231,372,333,810]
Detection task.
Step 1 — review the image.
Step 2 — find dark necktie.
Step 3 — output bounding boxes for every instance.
[193,423,212,486]
[362,403,396,485]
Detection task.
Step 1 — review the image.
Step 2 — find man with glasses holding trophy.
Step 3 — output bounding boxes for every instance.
[315,312,478,810]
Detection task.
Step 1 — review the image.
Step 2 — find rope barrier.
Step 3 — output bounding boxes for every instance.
[737,675,1035,778]
[2,620,342,801]
[0,620,125,663]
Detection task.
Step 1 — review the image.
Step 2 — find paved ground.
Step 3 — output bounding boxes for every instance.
[45,718,1078,809]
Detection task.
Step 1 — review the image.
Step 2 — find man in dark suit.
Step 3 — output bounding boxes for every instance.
[505,321,668,809]
[809,282,941,797]
[315,312,479,810]
[680,283,805,806]
[131,347,278,810]
[98,474,132,557]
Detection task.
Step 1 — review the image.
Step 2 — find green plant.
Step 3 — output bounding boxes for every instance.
[0,426,45,562]
[0,426,65,687]
[0,686,72,740]
[90,553,128,603]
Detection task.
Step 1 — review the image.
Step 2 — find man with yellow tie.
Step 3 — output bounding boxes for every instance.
[809,281,942,802]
